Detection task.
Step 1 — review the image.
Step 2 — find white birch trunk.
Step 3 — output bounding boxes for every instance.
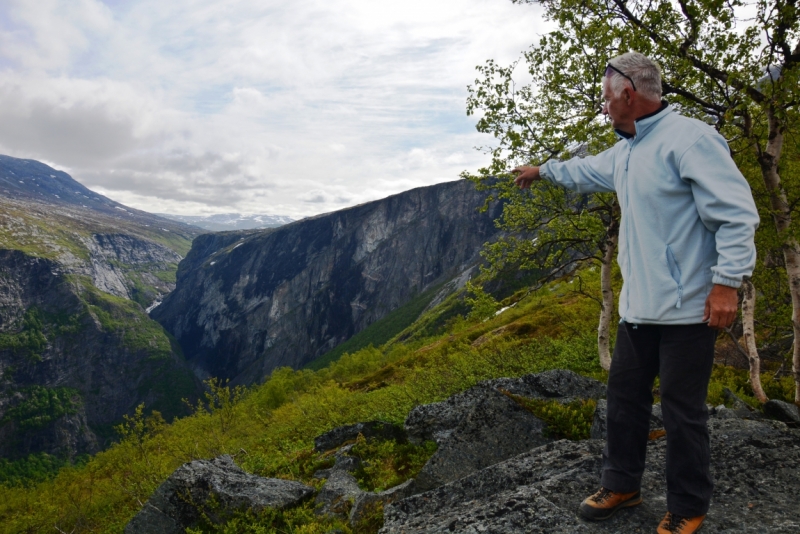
[742,279,768,403]
[759,107,800,402]
[597,218,619,372]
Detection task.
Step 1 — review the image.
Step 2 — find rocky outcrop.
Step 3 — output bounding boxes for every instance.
[381,417,800,533]
[125,455,314,534]
[153,179,503,384]
[405,370,605,445]
[122,370,800,533]
[83,233,182,303]
[413,387,551,491]
[764,399,800,426]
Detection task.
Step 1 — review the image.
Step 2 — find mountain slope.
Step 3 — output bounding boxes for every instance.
[153,179,503,384]
[0,155,202,460]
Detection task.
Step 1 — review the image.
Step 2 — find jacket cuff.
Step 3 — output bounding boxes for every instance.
[712,274,742,289]
[539,162,554,182]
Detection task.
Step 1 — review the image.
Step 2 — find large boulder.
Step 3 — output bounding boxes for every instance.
[124,455,314,534]
[413,387,551,491]
[486,369,607,401]
[404,369,606,446]
[381,418,800,533]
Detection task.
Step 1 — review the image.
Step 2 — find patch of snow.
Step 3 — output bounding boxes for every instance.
[115,206,127,211]
[50,175,56,178]
[233,243,243,249]
[210,261,216,266]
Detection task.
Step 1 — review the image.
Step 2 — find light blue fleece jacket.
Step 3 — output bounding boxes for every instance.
[540,104,759,324]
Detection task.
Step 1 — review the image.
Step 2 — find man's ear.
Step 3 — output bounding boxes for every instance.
[623,87,634,105]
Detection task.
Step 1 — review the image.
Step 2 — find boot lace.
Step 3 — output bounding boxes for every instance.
[590,487,614,504]
[666,512,689,532]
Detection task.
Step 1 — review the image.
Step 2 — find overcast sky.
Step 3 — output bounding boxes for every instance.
[0,0,545,218]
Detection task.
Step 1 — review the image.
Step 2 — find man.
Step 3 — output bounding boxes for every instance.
[512,52,759,534]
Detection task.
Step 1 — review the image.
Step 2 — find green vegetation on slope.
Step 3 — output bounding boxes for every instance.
[307,284,443,371]
[0,307,83,362]
[1,386,81,430]
[0,267,794,533]
[76,277,173,359]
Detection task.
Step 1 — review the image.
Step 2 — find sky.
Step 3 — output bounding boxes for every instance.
[0,0,545,218]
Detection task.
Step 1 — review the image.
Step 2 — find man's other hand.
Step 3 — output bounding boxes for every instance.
[703,284,739,329]
[511,166,541,189]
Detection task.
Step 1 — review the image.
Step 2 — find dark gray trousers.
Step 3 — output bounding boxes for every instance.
[601,321,716,517]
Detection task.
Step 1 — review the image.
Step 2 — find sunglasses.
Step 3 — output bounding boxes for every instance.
[605,64,637,91]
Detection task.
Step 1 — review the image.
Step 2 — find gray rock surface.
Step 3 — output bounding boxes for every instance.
[349,479,417,526]
[414,387,551,491]
[405,386,493,445]
[405,370,606,446]
[764,399,800,426]
[381,418,800,533]
[152,179,504,384]
[487,369,607,402]
[125,455,313,534]
[315,470,363,518]
[314,421,406,452]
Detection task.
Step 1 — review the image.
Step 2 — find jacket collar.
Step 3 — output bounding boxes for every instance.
[615,100,670,141]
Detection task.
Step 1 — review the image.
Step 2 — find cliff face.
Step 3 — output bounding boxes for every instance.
[0,249,198,458]
[153,179,502,384]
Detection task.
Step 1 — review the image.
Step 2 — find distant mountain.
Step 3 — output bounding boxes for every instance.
[0,154,201,460]
[157,213,294,231]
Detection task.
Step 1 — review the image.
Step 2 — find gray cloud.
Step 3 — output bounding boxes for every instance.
[0,0,547,218]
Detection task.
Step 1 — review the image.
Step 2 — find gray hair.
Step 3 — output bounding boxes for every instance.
[607,52,662,102]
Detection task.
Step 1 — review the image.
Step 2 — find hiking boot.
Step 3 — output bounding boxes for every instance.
[577,487,642,521]
[657,512,706,533]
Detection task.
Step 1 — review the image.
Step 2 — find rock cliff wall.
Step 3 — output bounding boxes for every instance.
[0,249,198,458]
[153,179,502,384]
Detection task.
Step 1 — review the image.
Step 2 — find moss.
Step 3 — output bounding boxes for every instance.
[349,436,437,492]
[510,395,597,441]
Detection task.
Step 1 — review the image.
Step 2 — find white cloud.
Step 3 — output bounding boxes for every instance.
[0,0,548,218]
